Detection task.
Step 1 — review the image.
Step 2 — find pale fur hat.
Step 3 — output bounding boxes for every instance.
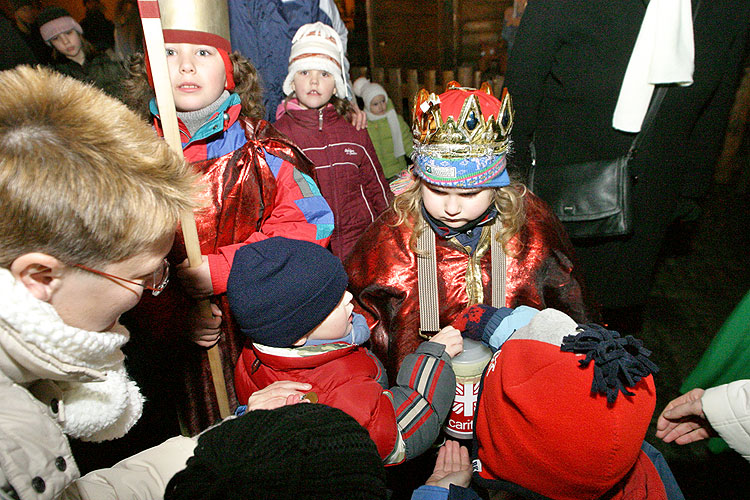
[283,22,347,98]
[352,76,369,97]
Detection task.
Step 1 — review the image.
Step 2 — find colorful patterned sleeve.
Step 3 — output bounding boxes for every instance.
[207,151,334,295]
[260,152,335,244]
[385,341,456,464]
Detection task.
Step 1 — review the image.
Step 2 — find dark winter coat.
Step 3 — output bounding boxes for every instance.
[51,54,126,100]
[506,0,750,307]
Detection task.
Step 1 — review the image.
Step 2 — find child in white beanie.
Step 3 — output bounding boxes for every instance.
[274,22,391,260]
[356,78,413,183]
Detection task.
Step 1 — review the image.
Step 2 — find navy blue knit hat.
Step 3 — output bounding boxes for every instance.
[227,237,348,347]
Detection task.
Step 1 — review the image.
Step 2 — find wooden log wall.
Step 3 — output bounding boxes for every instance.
[352,65,504,122]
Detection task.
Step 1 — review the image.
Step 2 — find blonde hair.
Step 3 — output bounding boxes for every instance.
[0,66,198,268]
[391,177,526,255]
[123,51,265,121]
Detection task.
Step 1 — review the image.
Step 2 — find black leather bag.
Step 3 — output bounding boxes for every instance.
[527,87,667,240]
[527,155,633,239]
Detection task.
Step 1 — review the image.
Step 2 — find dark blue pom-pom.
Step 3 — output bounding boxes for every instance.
[561,324,659,404]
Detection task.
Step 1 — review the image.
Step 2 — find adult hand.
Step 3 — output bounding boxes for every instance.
[655,388,716,445]
[246,381,313,411]
[429,325,464,357]
[425,440,472,489]
[189,302,222,347]
[348,100,367,130]
[176,256,213,299]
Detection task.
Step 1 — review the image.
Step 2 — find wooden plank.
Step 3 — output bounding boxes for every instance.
[425,69,437,94]
[458,66,472,87]
[442,70,455,87]
[406,69,420,107]
[387,68,404,115]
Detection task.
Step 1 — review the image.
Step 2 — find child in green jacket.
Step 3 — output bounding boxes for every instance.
[355,78,413,183]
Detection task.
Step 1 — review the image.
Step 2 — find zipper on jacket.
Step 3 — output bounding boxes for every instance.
[318,108,324,131]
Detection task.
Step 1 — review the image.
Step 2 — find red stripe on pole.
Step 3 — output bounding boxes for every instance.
[137,0,161,19]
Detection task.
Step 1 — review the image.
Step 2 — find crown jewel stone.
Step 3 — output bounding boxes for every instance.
[467,111,478,130]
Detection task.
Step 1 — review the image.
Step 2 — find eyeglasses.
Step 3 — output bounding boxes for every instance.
[74,258,170,296]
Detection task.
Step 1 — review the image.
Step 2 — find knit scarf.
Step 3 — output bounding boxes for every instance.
[176,90,231,137]
[0,268,143,442]
[366,106,406,158]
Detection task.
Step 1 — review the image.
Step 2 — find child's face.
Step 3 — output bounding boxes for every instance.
[296,291,354,345]
[291,69,336,110]
[421,183,495,228]
[50,30,82,61]
[369,95,387,115]
[165,43,227,112]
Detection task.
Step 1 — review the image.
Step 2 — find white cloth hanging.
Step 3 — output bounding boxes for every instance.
[612,0,694,132]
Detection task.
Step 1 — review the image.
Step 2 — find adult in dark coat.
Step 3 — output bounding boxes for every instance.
[80,0,114,53]
[1,13,37,70]
[10,0,51,64]
[506,0,750,332]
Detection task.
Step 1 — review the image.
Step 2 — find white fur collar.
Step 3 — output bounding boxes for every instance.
[0,268,143,442]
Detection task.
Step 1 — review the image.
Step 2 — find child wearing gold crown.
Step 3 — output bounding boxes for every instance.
[123,0,334,435]
[345,84,591,379]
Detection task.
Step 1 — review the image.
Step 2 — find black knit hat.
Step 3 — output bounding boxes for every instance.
[227,237,348,347]
[36,6,71,27]
[164,404,387,500]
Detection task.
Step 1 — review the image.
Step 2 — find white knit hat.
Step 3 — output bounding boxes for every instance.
[352,76,369,97]
[361,82,388,111]
[283,22,347,98]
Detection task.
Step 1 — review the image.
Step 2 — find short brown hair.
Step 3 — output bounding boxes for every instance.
[0,66,197,268]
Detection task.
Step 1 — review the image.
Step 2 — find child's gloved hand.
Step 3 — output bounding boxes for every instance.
[451,304,507,341]
[429,325,464,358]
[451,304,540,351]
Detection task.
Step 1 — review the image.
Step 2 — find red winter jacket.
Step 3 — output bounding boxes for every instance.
[274,102,391,259]
[235,340,456,464]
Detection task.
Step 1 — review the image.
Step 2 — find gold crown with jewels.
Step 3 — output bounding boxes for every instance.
[412,81,513,159]
[158,0,231,52]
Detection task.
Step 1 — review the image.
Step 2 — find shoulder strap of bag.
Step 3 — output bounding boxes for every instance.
[627,86,666,158]
[417,218,506,338]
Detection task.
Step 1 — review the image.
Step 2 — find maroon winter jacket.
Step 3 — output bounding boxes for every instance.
[274,102,391,259]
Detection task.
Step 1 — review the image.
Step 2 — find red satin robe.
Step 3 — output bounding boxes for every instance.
[126,117,326,435]
[345,190,591,381]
